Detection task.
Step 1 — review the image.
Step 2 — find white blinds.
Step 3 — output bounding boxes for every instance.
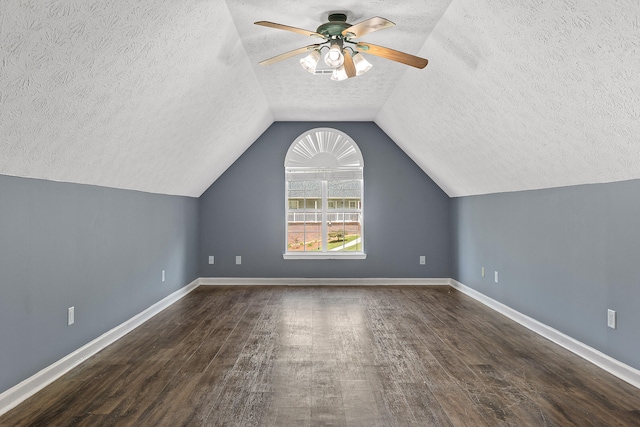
[286,169,363,182]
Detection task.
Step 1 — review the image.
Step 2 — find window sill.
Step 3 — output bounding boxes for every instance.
[283,253,367,260]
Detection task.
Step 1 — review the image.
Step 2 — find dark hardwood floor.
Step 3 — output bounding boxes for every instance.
[2,285,639,426]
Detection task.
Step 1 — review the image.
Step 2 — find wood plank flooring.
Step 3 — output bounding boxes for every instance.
[2,285,639,426]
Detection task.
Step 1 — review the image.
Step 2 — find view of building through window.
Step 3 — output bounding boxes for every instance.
[287,179,362,252]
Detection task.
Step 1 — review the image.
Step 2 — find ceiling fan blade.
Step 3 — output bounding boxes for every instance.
[258,44,322,66]
[254,21,326,39]
[356,42,428,69]
[342,16,395,38]
[343,49,356,78]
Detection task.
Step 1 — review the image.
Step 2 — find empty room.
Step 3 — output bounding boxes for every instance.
[1,1,639,425]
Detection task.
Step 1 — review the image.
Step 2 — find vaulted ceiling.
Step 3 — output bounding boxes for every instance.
[1,1,638,197]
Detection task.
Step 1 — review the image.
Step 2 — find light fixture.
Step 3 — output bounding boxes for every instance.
[330,65,348,81]
[352,52,373,76]
[302,47,373,81]
[324,42,344,68]
[300,50,321,73]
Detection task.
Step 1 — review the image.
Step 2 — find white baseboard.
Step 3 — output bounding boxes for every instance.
[0,278,200,417]
[449,279,640,390]
[199,277,450,286]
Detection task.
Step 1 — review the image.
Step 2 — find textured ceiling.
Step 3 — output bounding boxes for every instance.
[0,0,272,197]
[1,1,639,197]
[377,0,640,196]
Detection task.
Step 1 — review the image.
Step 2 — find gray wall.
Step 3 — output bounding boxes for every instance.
[0,174,199,393]
[199,122,452,278]
[452,180,640,370]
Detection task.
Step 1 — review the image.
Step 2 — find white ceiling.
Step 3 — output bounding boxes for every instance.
[377,0,640,197]
[0,0,272,197]
[1,1,639,197]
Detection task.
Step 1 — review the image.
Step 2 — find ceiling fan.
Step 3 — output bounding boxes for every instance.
[254,13,428,81]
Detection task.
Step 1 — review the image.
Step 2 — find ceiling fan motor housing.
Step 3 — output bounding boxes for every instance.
[316,13,351,39]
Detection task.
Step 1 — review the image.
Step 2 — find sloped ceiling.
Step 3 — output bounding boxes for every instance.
[1,1,639,198]
[0,0,272,197]
[377,0,640,197]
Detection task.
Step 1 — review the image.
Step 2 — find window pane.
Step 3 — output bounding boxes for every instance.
[287,226,305,251]
[302,180,321,202]
[288,181,305,199]
[327,180,361,201]
[287,180,323,252]
[289,181,320,201]
[287,219,322,252]
[304,220,322,251]
[327,180,362,252]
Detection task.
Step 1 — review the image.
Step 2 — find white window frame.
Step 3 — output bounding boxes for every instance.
[284,128,365,260]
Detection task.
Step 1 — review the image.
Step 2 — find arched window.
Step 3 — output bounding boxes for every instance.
[284,128,365,259]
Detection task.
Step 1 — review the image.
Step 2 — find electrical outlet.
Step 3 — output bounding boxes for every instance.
[494,271,499,283]
[481,267,485,277]
[68,307,74,326]
[162,270,165,282]
[236,256,242,265]
[419,255,426,265]
[209,256,214,265]
[607,309,616,329]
